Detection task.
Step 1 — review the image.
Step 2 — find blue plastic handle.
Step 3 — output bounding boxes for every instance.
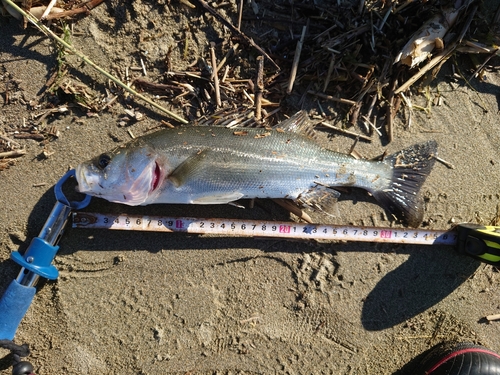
[0,170,91,341]
[0,280,36,340]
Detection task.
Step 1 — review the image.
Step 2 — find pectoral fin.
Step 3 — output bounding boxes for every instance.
[168,149,211,187]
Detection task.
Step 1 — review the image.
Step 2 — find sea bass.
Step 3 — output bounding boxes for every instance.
[75,112,437,227]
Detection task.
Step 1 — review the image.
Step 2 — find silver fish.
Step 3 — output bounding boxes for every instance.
[76,112,437,227]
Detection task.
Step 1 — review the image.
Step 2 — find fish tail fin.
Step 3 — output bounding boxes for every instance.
[372,140,438,227]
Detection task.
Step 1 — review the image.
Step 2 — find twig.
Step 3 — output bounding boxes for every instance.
[287,25,307,94]
[349,101,362,127]
[351,74,374,127]
[180,0,196,8]
[242,89,254,105]
[140,57,147,76]
[14,133,45,141]
[2,0,188,124]
[433,155,455,169]
[395,0,471,67]
[217,43,239,73]
[399,92,413,129]
[210,42,222,108]
[272,199,313,223]
[239,315,261,324]
[349,137,362,158]
[358,0,365,16]
[365,93,377,122]
[255,56,264,121]
[322,24,370,49]
[0,149,26,158]
[468,51,499,81]
[394,2,476,94]
[191,0,280,70]
[263,107,282,120]
[221,65,230,83]
[323,54,336,92]
[40,0,57,20]
[378,5,393,32]
[237,0,243,30]
[314,24,337,41]
[394,45,455,95]
[33,107,68,125]
[0,134,21,148]
[307,90,357,106]
[45,0,106,20]
[457,4,477,43]
[361,116,381,136]
[386,75,398,142]
[486,313,500,321]
[319,121,372,142]
[460,41,499,54]
[369,12,376,51]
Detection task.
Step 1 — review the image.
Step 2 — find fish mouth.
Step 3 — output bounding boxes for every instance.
[75,164,90,193]
[150,161,161,193]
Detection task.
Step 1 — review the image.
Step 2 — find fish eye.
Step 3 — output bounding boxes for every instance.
[97,154,111,169]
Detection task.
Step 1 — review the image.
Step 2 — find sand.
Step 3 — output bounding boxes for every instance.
[1,1,500,374]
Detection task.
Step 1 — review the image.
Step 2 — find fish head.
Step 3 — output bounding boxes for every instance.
[75,143,163,206]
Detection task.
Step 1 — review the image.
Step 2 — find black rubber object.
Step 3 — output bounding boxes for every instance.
[11,361,34,375]
[420,342,500,375]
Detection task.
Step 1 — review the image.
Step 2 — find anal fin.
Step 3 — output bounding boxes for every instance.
[295,185,341,213]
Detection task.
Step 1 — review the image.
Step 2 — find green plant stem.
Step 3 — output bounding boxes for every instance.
[3,0,188,124]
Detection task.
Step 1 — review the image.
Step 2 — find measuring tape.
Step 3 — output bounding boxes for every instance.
[72,212,457,245]
[72,213,500,265]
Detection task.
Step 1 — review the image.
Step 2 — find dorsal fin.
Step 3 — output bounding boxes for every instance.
[273,110,317,138]
[195,108,256,128]
[195,108,316,137]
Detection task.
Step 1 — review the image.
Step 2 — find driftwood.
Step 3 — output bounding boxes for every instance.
[395,0,474,68]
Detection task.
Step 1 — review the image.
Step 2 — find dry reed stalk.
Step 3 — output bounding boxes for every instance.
[255,56,264,121]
